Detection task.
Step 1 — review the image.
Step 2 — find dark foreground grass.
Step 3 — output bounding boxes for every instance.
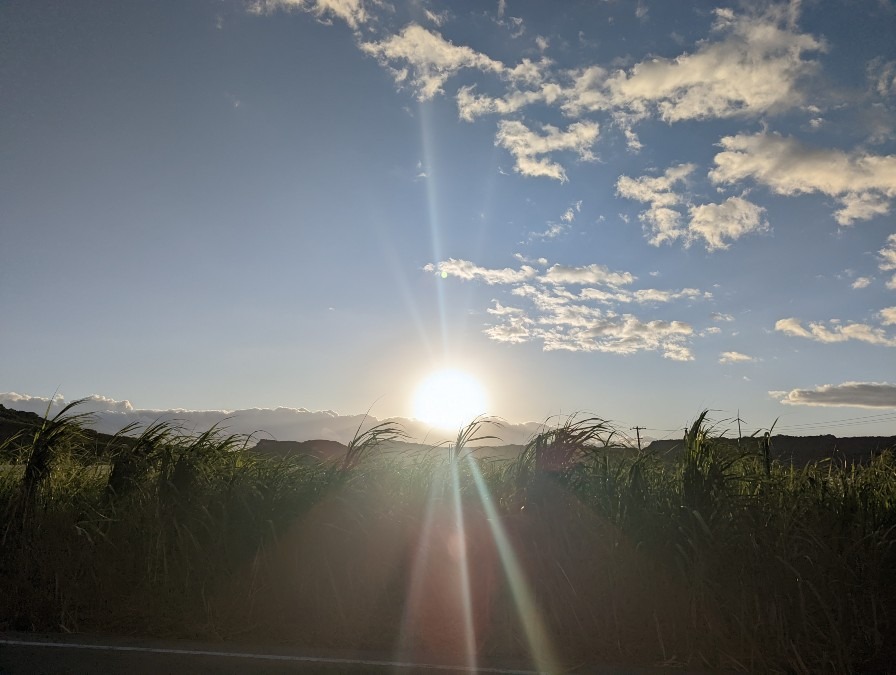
[1,407,894,673]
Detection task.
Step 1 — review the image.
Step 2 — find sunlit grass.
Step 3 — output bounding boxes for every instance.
[1,403,894,672]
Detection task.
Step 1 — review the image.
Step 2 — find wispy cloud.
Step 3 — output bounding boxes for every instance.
[568,5,824,122]
[429,258,708,359]
[880,234,896,289]
[424,259,536,284]
[852,277,872,289]
[771,382,896,408]
[455,3,825,133]
[719,351,755,364]
[616,164,694,246]
[617,165,767,249]
[710,132,896,225]
[248,0,371,29]
[867,57,896,98]
[360,24,504,100]
[560,200,582,223]
[494,119,598,182]
[528,222,568,240]
[775,317,896,346]
[541,263,634,287]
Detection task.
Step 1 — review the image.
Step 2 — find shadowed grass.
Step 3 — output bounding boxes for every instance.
[0,404,894,672]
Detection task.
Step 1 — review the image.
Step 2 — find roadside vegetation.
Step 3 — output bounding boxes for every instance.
[1,401,894,673]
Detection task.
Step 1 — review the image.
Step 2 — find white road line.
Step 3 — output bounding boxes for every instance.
[0,639,542,674]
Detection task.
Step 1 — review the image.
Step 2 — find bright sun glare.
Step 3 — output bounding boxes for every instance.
[412,369,489,431]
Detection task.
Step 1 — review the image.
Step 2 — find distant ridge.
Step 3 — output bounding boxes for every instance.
[1,405,894,466]
[252,438,347,462]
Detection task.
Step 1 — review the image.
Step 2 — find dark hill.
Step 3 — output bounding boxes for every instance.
[0,404,127,458]
[252,438,347,462]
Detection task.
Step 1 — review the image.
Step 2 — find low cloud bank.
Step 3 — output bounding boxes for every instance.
[0,393,544,446]
[770,382,896,409]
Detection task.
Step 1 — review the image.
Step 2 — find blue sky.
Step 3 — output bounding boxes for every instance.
[2,0,895,442]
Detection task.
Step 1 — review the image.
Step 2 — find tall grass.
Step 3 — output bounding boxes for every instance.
[0,405,894,672]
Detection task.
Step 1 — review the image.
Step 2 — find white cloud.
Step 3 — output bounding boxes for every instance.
[360,24,504,100]
[880,234,896,289]
[687,197,768,251]
[528,222,568,240]
[618,164,769,250]
[775,317,896,346]
[454,5,824,130]
[494,119,599,182]
[834,192,891,224]
[248,0,371,29]
[484,314,532,344]
[711,312,734,322]
[487,301,524,316]
[576,286,708,306]
[616,164,694,246]
[719,351,755,364]
[635,1,648,20]
[512,252,548,266]
[424,258,536,284]
[516,308,695,360]
[430,258,704,359]
[631,288,708,303]
[772,382,896,408]
[852,277,872,289]
[880,307,896,326]
[564,5,824,121]
[541,263,634,287]
[710,132,896,225]
[560,201,581,223]
[423,8,448,27]
[456,82,564,121]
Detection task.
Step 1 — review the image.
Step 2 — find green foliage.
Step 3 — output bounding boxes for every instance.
[1,408,894,673]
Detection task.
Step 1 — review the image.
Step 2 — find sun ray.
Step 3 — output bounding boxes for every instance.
[466,455,561,674]
[418,100,450,356]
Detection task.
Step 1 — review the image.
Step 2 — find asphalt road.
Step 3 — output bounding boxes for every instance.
[0,634,543,675]
[0,633,681,674]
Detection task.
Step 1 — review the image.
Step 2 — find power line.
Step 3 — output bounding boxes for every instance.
[776,412,896,431]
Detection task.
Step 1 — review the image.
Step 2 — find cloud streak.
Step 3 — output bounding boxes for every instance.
[771,382,896,408]
[719,351,755,364]
[775,317,896,347]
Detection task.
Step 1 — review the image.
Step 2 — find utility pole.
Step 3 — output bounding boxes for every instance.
[630,426,643,451]
[736,409,743,447]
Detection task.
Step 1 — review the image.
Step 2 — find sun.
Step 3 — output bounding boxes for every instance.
[412,369,489,431]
